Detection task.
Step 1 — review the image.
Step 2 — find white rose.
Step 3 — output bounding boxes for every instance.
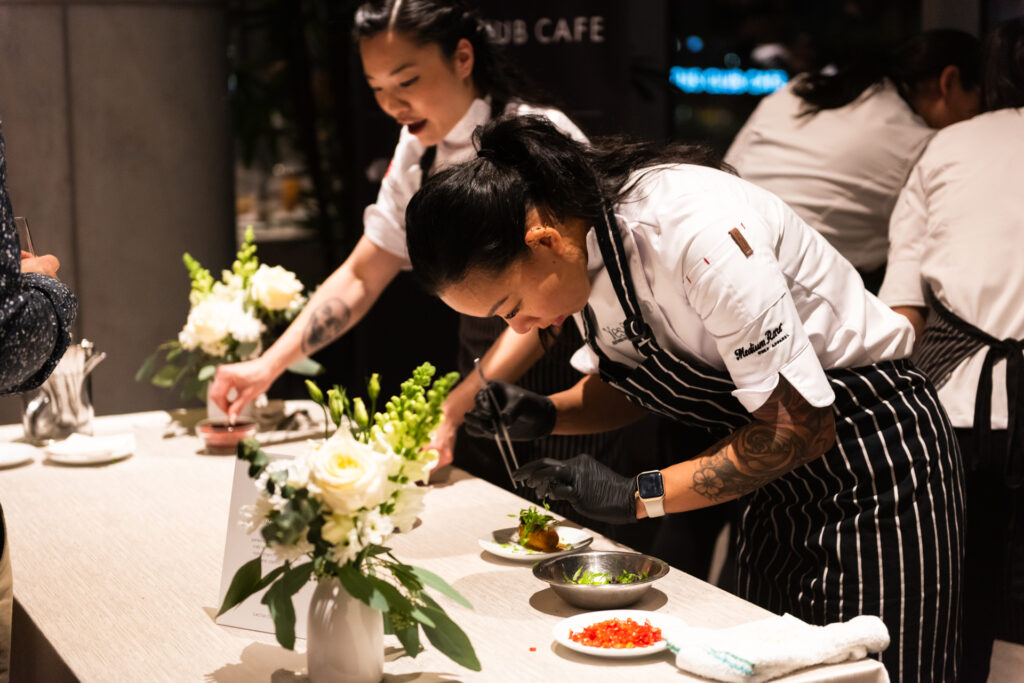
[250,264,304,311]
[179,296,233,356]
[306,429,390,514]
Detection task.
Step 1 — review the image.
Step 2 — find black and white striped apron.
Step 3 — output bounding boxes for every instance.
[578,204,966,682]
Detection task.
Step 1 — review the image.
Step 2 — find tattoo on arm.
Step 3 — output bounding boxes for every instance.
[691,379,835,502]
[301,298,352,355]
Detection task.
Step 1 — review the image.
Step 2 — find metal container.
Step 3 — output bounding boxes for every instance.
[532,550,669,610]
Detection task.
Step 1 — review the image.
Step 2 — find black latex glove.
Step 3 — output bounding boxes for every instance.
[463,380,556,441]
[512,454,639,524]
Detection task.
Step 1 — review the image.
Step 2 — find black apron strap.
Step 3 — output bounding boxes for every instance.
[591,204,656,354]
[925,289,1024,486]
[418,146,437,180]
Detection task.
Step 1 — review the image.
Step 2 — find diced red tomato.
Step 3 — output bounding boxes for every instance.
[568,617,663,649]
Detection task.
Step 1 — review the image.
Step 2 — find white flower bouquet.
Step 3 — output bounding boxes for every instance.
[137,226,321,401]
[217,364,480,671]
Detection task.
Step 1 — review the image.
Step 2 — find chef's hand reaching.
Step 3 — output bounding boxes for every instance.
[512,454,639,524]
[464,380,556,441]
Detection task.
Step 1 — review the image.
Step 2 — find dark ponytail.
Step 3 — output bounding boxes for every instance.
[352,0,547,106]
[980,18,1024,112]
[406,115,730,294]
[794,29,980,113]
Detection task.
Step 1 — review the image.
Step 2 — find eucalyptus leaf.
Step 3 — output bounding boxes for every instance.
[166,345,184,362]
[198,364,217,381]
[261,562,314,650]
[135,352,159,382]
[151,364,180,388]
[419,601,481,671]
[287,357,324,376]
[393,623,422,657]
[336,562,378,607]
[411,566,472,608]
[217,557,262,616]
[366,576,411,615]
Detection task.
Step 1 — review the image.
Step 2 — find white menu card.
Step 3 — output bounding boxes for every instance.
[216,442,315,638]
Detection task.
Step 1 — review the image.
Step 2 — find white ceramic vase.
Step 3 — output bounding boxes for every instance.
[307,577,384,683]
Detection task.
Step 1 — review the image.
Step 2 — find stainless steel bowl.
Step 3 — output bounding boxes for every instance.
[532,550,669,609]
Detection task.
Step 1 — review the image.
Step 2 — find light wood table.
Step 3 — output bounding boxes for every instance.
[0,407,888,682]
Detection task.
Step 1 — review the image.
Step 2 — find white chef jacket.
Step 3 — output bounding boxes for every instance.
[571,164,915,413]
[879,108,1024,429]
[724,79,934,271]
[363,98,584,268]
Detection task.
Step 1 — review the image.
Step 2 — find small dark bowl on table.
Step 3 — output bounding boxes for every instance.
[532,550,670,609]
[196,419,257,453]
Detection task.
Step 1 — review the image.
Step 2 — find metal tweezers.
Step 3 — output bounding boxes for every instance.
[474,357,520,488]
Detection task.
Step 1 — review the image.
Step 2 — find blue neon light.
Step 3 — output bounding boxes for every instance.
[685,35,704,53]
[669,66,789,96]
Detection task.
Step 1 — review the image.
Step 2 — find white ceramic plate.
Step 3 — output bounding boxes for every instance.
[552,609,686,659]
[0,443,37,469]
[478,526,593,562]
[45,434,134,466]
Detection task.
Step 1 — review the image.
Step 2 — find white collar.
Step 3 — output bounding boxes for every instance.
[437,98,492,155]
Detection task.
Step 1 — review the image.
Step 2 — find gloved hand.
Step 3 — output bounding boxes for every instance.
[512,454,639,524]
[463,380,556,441]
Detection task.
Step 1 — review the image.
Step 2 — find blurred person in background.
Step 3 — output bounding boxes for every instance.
[878,18,1024,682]
[724,29,980,293]
[0,119,79,682]
[209,0,716,573]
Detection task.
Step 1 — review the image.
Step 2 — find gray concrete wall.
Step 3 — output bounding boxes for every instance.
[0,0,233,424]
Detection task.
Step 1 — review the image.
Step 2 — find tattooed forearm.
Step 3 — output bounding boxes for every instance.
[301,298,352,355]
[691,379,835,502]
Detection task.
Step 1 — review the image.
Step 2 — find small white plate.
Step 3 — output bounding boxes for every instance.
[45,434,134,466]
[478,526,593,562]
[0,443,37,469]
[552,609,686,659]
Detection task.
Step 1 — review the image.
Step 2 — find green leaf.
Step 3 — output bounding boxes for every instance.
[166,345,184,362]
[261,563,314,650]
[287,357,324,376]
[419,598,480,671]
[151,364,180,388]
[393,623,422,657]
[411,566,472,608]
[336,563,380,608]
[198,364,217,381]
[253,564,287,593]
[217,557,262,616]
[366,576,412,615]
[135,352,159,382]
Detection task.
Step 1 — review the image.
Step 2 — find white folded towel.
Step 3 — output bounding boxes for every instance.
[664,613,889,683]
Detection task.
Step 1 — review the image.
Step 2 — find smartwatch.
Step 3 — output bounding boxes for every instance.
[636,470,666,518]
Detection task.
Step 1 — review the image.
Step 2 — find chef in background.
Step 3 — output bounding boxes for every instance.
[879,18,1024,682]
[724,29,979,293]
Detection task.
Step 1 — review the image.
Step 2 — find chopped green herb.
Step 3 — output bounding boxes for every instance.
[562,568,649,585]
[510,504,555,543]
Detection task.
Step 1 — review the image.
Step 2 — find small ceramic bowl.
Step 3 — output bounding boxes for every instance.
[532,550,670,609]
[196,419,257,454]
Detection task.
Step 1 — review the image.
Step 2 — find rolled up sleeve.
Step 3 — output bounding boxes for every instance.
[683,223,835,412]
[878,162,928,308]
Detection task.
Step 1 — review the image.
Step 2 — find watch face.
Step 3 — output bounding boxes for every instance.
[637,471,664,499]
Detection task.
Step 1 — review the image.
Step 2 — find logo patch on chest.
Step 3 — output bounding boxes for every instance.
[602,324,629,345]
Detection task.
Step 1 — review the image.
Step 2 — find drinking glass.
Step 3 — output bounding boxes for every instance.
[14,216,35,256]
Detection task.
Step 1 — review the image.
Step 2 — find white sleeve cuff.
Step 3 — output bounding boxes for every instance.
[877,257,925,308]
[731,341,835,412]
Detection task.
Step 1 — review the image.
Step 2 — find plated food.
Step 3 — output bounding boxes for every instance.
[478,508,593,562]
[196,419,257,454]
[552,609,685,659]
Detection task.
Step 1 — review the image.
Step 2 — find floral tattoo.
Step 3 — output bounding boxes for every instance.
[302,297,351,355]
[691,379,835,502]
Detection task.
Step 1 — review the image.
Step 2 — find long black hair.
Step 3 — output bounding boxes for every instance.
[793,29,980,113]
[352,0,547,107]
[405,115,729,295]
[980,17,1024,112]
